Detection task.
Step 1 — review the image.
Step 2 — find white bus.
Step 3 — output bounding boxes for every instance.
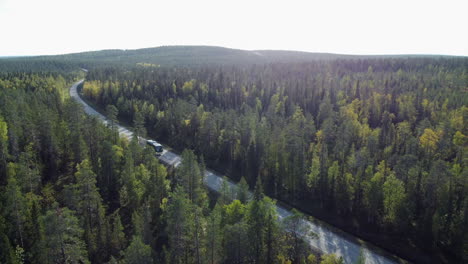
[147,140,163,156]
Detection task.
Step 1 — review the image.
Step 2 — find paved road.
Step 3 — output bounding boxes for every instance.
[70,79,405,264]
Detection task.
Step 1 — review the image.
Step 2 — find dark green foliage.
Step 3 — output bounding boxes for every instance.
[176,149,207,208]
[0,215,17,264]
[283,209,311,263]
[4,173,26,248]
[0,73,171,263]
[24,198,46,263]
[0,115,8,185]
[205,204,222,264]
[82,56,467,263]
[0,46,377,71]
[122,235,152,264]
[106,104,119,143]
[236,176,250,203]
[42,206,89,264]
[163,186,194,263]
[110,211,125,258]
[1,53,467,264]
[133,111,146,139]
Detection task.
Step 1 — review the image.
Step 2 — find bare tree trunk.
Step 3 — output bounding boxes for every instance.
[13,191,24,247]
[195,211,201,264]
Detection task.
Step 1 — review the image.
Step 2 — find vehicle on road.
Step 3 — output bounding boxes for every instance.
[147,139,163,155]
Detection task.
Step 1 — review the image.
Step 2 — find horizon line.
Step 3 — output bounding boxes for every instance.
[1,45,468,58]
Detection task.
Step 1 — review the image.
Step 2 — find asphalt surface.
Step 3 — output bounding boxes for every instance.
[70,79,404,264]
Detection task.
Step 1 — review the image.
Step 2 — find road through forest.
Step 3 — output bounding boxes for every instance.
[70,79,406,264]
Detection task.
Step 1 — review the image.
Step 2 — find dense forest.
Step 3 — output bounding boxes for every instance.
[81,57,468,263]
[0,49,467,264]
[0,46,357,71]
[2,46,456,72]
[0,72,348,263]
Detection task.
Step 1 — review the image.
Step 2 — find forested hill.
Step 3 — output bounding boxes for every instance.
[49,46,357,65]
[1,45,463,72]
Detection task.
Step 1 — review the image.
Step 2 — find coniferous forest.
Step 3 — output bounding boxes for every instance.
[0,48,467,264]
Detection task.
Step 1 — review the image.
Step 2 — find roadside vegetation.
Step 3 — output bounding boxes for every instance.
[0,49,466,263]
[83,57,467,263]
[0,72,344,264]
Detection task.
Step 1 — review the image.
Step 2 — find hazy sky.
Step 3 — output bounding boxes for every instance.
[0,0,467,56]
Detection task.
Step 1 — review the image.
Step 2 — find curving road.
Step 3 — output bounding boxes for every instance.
[70,79,406,264]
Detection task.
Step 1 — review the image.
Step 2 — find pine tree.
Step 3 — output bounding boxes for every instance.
[264,197,280,264]
[0,115,8,185]
[246,176,267,262]
[24,198,46,263]
[64,159,105,261]
[193,207,204,264]
[123,235,152,264]
[106,104,118,128]
[237,176,250,203]
[283,209,310,263]
[0,215,17,264]
[42,206,90,264]
[383,174,406,226]
[17,143,41,194]
[5,171,26,248]
[205,204,222,264]
[164,186,194,264]
[223,221,248,263]
[176,150,206,207]
[133,111,146,139]
[110,211,125,258]
[219,176,232,206]
[72,159,103,226]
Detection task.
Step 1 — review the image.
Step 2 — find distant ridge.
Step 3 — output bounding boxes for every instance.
[43,45,356,66]
[0,45,464,71]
